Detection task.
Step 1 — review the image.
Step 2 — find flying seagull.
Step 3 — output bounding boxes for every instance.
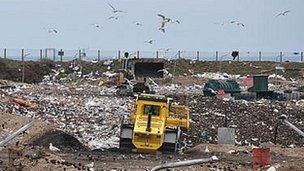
[236,22,245,27]
[133,21,142,26]
[144,39,155,44]
[108,15,120,20]
[229,20,245,28]
[108,3,126,13]
[276,10,291,17]
[214,22,226,26]
[92,24,103,29]
[159,27,166,33]
[48,28,59,34]
[157,14,172,23]
[158,21,167,33]
[174,20,180,24]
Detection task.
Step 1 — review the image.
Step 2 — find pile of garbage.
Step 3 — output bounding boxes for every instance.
[0,80,132,150]
[174,95,304,148]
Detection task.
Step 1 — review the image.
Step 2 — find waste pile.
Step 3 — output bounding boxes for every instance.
[173,95,304,148]
[1,62,303,152]
[0,79,132,150]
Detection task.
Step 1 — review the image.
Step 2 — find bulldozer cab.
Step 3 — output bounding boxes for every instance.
[131,94,169,121]
[144,105,160,116]
[121,58,165,79]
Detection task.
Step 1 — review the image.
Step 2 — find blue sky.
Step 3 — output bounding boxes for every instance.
[0,0,303,51]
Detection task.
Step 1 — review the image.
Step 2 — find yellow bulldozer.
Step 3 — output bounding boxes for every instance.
[115,52,165,95]
[119,94,189,153]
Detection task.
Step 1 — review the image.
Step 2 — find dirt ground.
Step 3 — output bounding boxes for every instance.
[1,108,304,171]
[1,58,304,170]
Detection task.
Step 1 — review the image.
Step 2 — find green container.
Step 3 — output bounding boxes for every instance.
[203,79,241,96]
[248,75,268,92]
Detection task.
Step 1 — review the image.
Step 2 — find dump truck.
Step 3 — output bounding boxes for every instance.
[119,94,189,153]
[116,52,165,95]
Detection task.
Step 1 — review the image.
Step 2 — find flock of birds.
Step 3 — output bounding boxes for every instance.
[45,4,292,47]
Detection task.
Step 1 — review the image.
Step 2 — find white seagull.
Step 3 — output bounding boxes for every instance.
[236,22,245,27]
[133,21,143,26]
[159,21,166,33]
[157,14,171,23]
[157,68,170,75]
[92,23,103,29]
[205,146,210,153]
[229,20,245,28]
[144,39,155,44]
[49,143,60,152]
[108,3,126,13]
[276,10,291,17]
[48,28,59,34]
[108,15,120,20]
[214,22,226,26]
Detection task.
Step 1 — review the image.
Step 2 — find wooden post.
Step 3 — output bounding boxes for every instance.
[196,51,200,61]
[40,49,43,60]
[118,50,121,59]
[4,48,7,59]
[301,52,303,62]
[21,49,25,83]
[156,51,159,58]
[279,52,283,62]
[178,51,181,59]
[216,51,219,61]
[78,50,81,60]
[258,51,262,61]
[98,50,101,61]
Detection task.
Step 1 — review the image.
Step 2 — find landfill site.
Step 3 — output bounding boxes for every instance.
[0,57,304,171]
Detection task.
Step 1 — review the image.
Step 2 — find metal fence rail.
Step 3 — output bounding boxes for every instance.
[0,48,303,62]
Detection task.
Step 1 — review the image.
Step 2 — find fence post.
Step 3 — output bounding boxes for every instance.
[178,51,181,59]
[137,51,140,58]
[52,50,55,61]
[78,50,81,60]
[118,50,121,59]
[4,48,7,59]
[21,49,25,83]
[301,52,303,62]
[156,51,159,58]
[216,51,219,61]
[196,51,200,61]
[44,49,47,59]
[60,49,63,62]
[40,49,43,60]
[98,50,101,61]
[259,51,262,61]
[279,52,283,62]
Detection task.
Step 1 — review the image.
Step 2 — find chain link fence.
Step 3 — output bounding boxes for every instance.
[0,48,303,62]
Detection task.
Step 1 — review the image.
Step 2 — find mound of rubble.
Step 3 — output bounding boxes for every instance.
[174,95,304,147]
[0,80,132,150]
[30,130,88,152]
